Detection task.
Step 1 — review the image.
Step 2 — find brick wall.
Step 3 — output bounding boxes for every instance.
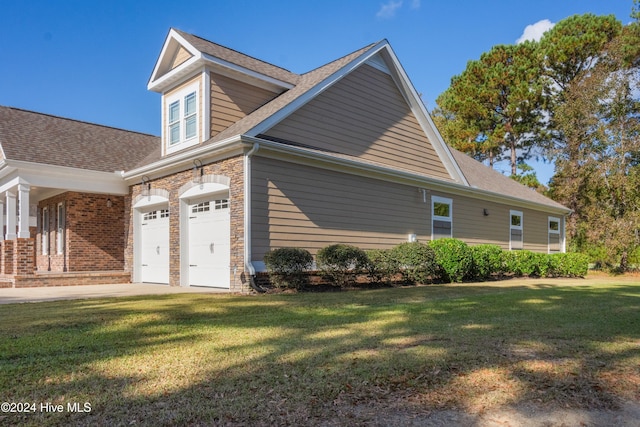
[125,155,248,291]
[36,192,125,273]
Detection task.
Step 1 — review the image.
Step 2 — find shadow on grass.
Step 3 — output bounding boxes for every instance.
[0,282,639,425]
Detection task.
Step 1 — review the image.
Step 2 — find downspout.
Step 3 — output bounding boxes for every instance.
[244,142,264,292]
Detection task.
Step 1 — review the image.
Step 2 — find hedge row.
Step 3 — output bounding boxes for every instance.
[263,239,589,289]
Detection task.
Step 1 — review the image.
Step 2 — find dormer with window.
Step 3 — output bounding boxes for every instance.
[148,28,298,157]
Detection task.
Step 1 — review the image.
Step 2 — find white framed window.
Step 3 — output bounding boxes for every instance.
[432,196,452,239]
[548,216,561,253]
[159,209,170,219]
[143,211,158,221]
[214,199,229,210]
[192,202,210,213]
[57,202,65,255]
[42,207,49,255]
[510,210,523,250]
[164,81,200,154]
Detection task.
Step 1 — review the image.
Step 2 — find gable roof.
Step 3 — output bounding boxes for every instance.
[0,106,159,172]
[148,29,299,92]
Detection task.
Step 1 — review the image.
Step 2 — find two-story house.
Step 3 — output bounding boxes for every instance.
[0,29,570,290]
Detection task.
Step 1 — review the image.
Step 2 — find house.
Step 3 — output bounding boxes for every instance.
[0,29,570,291]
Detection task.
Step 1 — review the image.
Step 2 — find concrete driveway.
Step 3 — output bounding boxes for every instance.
[0,283,230,304]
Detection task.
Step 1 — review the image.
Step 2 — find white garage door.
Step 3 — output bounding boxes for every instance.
[140,209,170,284]
[188,199,230,288]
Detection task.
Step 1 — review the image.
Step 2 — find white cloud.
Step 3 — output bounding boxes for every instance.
[410,0,421,9]
[376,0,403,19]
[516,19,555,44]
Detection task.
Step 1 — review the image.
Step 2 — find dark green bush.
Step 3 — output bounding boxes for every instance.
[365,249,399,285]
[316,244,369,288]
[264,247,313,289]
[469,244,504,280]
[390,242,438,285]
[547,253,589,277]
[429,238,473,283]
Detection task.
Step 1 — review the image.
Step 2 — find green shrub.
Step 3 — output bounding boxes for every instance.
[470,244,504,280]
[502,250,539,276]
[365,249,399,285]
[429,238,473,283]
[316,244,369,288]
[264,247,313,289]
[390,242,438,285]
[547,253,589,277]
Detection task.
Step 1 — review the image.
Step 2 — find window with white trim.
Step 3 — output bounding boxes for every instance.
[165,81,199,154]
[192,202,210,213]
[57,203,65,255]
[432,196,452,239]
[143,211,158,221]
[510,210,523,250]
[214,199,229,210]
[548,216,561,253]
[42,207,49,255]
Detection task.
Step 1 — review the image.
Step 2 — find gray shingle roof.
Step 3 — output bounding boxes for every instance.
[449,148,567,211]
[0,106,159,172]
[173,29,300,86]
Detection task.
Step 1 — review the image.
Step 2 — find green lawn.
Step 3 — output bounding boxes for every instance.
[1,277,639,425]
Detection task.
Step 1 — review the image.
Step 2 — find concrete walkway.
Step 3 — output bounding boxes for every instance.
[0,283,230,304]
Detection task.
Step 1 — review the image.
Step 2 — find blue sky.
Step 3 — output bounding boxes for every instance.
[0,0,635,183]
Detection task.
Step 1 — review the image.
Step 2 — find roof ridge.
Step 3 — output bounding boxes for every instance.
[301,41,379,76]
[172,28,299,77]
[0,105,159,138]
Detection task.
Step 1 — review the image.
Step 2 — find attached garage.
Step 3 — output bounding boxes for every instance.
[179,177,232,289]
[187,198,230,288]
[140,208,170,284]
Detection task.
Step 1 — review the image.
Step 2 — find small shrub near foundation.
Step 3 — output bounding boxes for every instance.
[470,244,504,280]
[264,247,313,289]
[429,238,472,283]
[316,244,368,288]
[390,242,438,285]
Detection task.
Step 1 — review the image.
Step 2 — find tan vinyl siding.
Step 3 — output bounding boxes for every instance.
[251,157,429,261]
[251,157,557,261]
[431,190,553,251]
[264,64,451,180]
[211,73,281,137]
[170,45,192,70]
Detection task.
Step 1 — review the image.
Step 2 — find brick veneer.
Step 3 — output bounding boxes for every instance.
[125,155,249,292]
[36,192,125,273]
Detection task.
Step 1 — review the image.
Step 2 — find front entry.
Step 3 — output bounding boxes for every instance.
[188,198,230,288]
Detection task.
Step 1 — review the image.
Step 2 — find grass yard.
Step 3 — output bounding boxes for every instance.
[1,276,639,425]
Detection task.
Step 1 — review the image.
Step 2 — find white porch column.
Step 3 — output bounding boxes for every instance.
[0,200,4,242]
[5,191,16,240]
[18,184,30,238]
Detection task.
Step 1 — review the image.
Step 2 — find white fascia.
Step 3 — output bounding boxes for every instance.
[149,29,294,94]
[0,160,128,196]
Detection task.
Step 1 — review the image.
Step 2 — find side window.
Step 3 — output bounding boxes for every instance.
[510,210,523,250]
[548,216,561,253]
[432,196,452,240]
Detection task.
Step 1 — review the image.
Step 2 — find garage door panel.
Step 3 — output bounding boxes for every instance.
[140,209,170,284]
[188,200,230,288]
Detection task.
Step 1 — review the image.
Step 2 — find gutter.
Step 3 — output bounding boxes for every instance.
[243,142,264,292]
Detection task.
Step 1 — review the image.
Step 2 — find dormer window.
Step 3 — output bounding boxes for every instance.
[164,81,200,154]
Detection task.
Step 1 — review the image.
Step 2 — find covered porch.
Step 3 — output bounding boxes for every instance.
[0,159,130,287]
